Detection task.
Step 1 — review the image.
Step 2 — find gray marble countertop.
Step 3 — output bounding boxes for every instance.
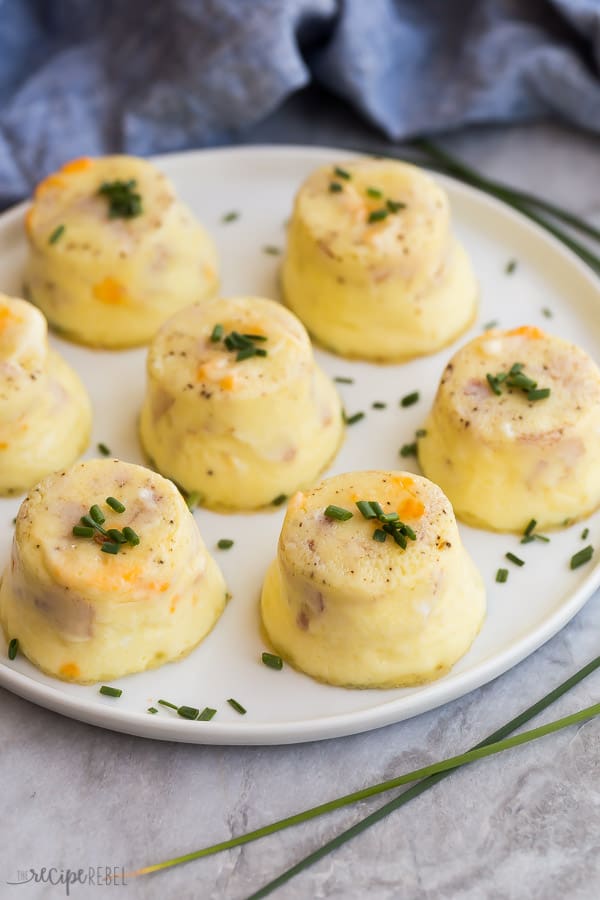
[3,93,600,899]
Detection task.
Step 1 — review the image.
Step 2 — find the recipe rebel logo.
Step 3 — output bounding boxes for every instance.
[7,866,127,894]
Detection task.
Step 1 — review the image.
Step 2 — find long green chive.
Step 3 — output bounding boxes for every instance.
[101,542,120,555]
[129,655,600,880]
[524,519,537,537]
[48,224,65,244]
[506,552,525,567]
[221,211,239,223]
[324,505,353,522]
[368,208,388,223]
[210,323,224,342]
[373,529,387,543]
[262,652,283,671]
[496,568,509,583]
[334,166,351,180]
[400,391,419,407]
[356,500,377,519]
[198,708,217,721]
[582,528,590,540]
[97,442,111,456]
[89,504,106,525]
[329,182,343,193]
[505,259,517,275]
[386,199,406,213]
[147,707,158,714]
[177,706,200,720]
[272,494,287,507]
[72,525,95,538]
[217,539,234,550]
[122,526,140,546]
[570,546,594,570]
[400,443,417,458]
[99,686,122,698]
[107,528,127,544]
[366,187,383,198]
[334,376,354,384]
[528,388,551,402]
[158,699,178,710]
[186,491,201,511]
[8,638,18,660]
[227,698,247,715]
[344,411,365,426]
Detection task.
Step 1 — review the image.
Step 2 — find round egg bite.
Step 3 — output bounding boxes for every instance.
[23,155,218,348]
[281,158,477,361]
[261,471,485,688]
[139,296,344,510]
[418,326,600,532]
[0,294,91,495]
[0,459,227,683]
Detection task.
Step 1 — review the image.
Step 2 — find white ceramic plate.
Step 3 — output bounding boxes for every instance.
[1,145,599,745]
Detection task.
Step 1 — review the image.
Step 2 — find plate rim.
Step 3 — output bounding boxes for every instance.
[1,142,599,745]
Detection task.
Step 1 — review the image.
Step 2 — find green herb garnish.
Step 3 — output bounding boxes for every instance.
[122,527,140,546]
[107,528,127,544]
[373,529,387,542]
[542,307,553,318]
[48,224,65,245]
[505,259,517,275]
[147,707,158,714]
[334,166,351,180]
[98,179,142,219]
[89,504,105,525]
[97,442,111,456]
[324,505,353,522]
[272,494,288,507]
[222,211,239,223]
[99,685,122,698]
[415,429,427,438]
[72,525,95,538]
[582,528,590,540]
[217,539,234,550]
[177,706,200,720]
[227,698,247,715]
[158,699,178,711]
[368,208,388,224]
[343,411,365,426]
[400,443,417,458]
[198,707,217,721]
[366,187,383,199]
[483,320,499,331]
[101,542,120,555]
[400,391,419,408]
[496,568,509,583]
[570,546,594,570]
[334,376,354,384]
[263,245,281,256]
[506,552,525,567]
[329,182,343,193]
[106,496,126,513]
[356,501,377,519]
[372,402,386,409]
[262,652,283,671]
[210,323,224,342]
[386,199,406,213]
[524,519,537,537]
[186,491,202,510]
[527,388,551,402]
[7,638,18,660]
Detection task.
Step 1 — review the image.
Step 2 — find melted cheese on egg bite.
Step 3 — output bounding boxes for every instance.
[281,158,477,361]
[0,294,91,495]
[139,295,344,511]
[418,326,600,531]
[261,471,485,688]
[23,155,219,348]
[0,459,227,683]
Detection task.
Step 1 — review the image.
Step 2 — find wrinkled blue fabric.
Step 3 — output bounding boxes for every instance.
[0,0,598,206]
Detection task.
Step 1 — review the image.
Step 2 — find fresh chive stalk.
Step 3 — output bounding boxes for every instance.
[324,505,353,522]
[106,496,126,513]
[227,699,247,715]
[8,638,19,660]
[400,392,419,407]
[99,686,122,698]
[262,652,283,671]
[570,546,594,569]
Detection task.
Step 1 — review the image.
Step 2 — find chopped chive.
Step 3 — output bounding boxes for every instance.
[356,500,377,519]
[99,179,142,219]
[106,496,126,513]
[272,494,288,507]
[334,166,351,180]
[392,530,407,549]
[198,707,217,721]
[344,411,365,426]
[370,501,384,518]
[221,211,239,223]
[524,519,537,537]
[236,345,257,361]
[97,442,111,456]
[520,535,535,544]
[373,529,387,542]
[570,546,594,570]
[324,505,353,522]
[7,638,18,660]
[107,528,127,543]
[507,373,537,390]
[147,707,158,714]
[329,181,343,193]
[334,376,354,384]
[483,320,499,331]
[542,307,553,318]
[80,514,107,535]
[533,534,550,543]
[582,528,590,540]
[509,363,524,375]
[158,699,178,710]
[386,199,406,213]
[72,525,94,538]
[400,391,420,407]
[210,323,224,342]
[217,539,234,550]
[368,208,388,223]
[48,224,65,244]
[177,705,200,720]
[505,259,517,275]
[89,504,106,525]
[242,333,268,342]
[379,512,400,523]
[528,388,551,402]
[227,698,247,715]
[496,568,509,583]
[262,652,283,671]
[506,552,525,567]
[263,245,281,256]
[101,542,120,555]
[372,401,387,409]
[186,491,201,510]
[400,443,417,457]
[99,685,122,697]
[122,526,140,546]
[486,374,502,396]
[400,523,417,540]
[366,187,383,198]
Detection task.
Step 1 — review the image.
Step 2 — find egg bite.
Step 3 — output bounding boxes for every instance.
[139,295,344,510]
[0,294,91,495]
[281,158,477,362]
[23,155,219,348]
[0,458,227,683]
[261,471,485,688]
[418,326,600,532]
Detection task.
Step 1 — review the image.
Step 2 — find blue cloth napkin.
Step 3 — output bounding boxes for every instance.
[0,0,599,207]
